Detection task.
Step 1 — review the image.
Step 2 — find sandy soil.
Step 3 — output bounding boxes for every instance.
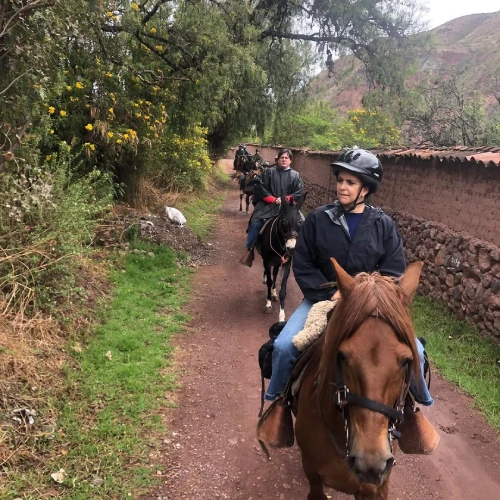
[143,160,500,500]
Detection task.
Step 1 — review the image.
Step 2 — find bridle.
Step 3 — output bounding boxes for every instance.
[318,336,412,460]
[268,215,299,264]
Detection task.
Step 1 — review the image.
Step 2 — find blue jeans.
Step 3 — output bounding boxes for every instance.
[246,220,263,250]
[264,299,434,406]
[265,299,314,400]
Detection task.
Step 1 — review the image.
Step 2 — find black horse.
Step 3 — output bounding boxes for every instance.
[256,194,306,321]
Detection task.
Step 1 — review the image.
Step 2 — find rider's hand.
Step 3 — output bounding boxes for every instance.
[275,198,282,205]
[332,290,341,301]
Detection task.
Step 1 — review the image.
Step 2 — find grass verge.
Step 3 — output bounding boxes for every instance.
[1,179,228,499]
[414,296,500,431]
[178,164,229,240]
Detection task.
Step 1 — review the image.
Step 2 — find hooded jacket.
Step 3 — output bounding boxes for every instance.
[293,201,405,303]
[251,166,303,221]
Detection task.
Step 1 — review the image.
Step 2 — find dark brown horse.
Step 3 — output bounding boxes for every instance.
[295,259,423,499]
[239,169,260,212]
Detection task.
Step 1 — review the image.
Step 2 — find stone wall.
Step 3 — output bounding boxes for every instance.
[390,211,500,338]
[227,145,500,339]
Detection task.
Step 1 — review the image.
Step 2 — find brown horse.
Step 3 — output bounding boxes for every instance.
[294,259,423,500]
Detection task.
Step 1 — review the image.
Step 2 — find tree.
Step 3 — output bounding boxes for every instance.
[402,69,488,147]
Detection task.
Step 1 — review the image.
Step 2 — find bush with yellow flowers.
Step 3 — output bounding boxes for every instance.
[329,108,401,150]
[145,123,212,192]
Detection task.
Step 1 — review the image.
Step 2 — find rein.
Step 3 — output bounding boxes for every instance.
[268,216,298,264]
[318,346,411,460]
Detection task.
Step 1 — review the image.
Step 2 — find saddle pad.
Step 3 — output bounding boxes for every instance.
[292,300,337,351]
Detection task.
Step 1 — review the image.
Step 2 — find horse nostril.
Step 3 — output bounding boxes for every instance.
[385,456,395,471]
[347,455,357,471]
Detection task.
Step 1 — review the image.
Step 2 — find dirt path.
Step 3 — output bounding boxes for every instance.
[144,161,500,500]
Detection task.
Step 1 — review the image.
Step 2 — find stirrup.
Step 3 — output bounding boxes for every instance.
[398,396,440,455]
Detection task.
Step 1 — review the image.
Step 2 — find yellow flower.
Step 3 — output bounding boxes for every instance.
[60,110,67,117]
[155,45,163,52]
[108,107,114,114]
[134,103,139,107]
[66,85,72,92]
[50,129,54,134]
[106,11,113,17]
[89,144,95,151]
[151,27,157,34]
[85,123,93,131]
[48,106,55,114]
[109,92,116,100]
[75,81,84,89]
[46,155,52,161]
[144,115,150,120]
[138,100,143,105]
[131,2,139,10]
[107,132,114,138]
[149,126,154,131]
[135,112,142,118]
[123,133,129,140]
[116,139,122,144]
[106,72,113,77]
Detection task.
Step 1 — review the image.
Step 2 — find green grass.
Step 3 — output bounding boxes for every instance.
[2,242,192,499]
[178,168,228,241]
[413,296,500,431]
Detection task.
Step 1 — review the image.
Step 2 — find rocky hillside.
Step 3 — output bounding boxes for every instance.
[310,11,500,114]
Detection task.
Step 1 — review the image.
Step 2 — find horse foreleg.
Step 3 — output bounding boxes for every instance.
[239,193,243,211]
[278,260,292,322]
[302,457,327,500]
[271,265,279,302]
[245,194,250,213]
[263,262,273,314]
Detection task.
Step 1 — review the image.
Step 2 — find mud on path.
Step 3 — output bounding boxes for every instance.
[143,161,500,500]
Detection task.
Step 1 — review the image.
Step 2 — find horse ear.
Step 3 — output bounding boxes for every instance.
[398,261,424,304]
[330,258,355,298]
[296,192,307,210]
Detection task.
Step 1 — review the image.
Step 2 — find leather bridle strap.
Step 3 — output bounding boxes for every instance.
[335,353,405,422]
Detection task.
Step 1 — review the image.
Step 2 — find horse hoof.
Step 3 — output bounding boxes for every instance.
[263,306,273,314]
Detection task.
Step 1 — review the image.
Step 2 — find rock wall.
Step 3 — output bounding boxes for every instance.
[390,211,500,339]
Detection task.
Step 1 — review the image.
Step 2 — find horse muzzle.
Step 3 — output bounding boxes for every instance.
[285,237,296,254]
[347,451,395,485]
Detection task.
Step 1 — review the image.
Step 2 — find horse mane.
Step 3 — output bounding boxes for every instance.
[319,272,419,390]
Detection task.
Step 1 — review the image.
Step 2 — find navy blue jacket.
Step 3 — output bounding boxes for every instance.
[293,201,406,303]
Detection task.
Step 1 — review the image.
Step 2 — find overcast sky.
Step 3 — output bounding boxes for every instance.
[425,0,499,28]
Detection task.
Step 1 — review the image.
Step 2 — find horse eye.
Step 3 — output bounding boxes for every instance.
[401,358,412,368]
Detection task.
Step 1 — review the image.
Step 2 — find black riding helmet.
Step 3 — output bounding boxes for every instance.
[330,148,383,194]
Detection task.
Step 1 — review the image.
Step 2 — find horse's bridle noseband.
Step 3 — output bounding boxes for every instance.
[319,351,412,460]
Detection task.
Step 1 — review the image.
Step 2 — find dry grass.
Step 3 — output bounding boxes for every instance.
[0,255,110,470]
[132,176,187,214]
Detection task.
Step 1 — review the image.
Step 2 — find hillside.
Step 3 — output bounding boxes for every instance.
[310,11,500,115]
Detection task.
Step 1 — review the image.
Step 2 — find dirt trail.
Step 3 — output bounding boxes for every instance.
[144,161,500,500]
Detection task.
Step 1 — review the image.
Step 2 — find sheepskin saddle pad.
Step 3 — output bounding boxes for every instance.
[292,299,337,352]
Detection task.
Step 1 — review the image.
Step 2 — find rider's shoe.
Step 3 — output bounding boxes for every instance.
[239,248,254,267]
[398,401,440,455]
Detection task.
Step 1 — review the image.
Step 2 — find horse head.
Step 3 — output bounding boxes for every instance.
[278,193,306,257]
[318,259,423,486]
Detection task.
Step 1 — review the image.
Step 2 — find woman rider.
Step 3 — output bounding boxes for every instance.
[239,149,303,267]
[265,148,433,410]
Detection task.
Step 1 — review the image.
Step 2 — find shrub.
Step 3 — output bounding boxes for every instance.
[0,142,114,313]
